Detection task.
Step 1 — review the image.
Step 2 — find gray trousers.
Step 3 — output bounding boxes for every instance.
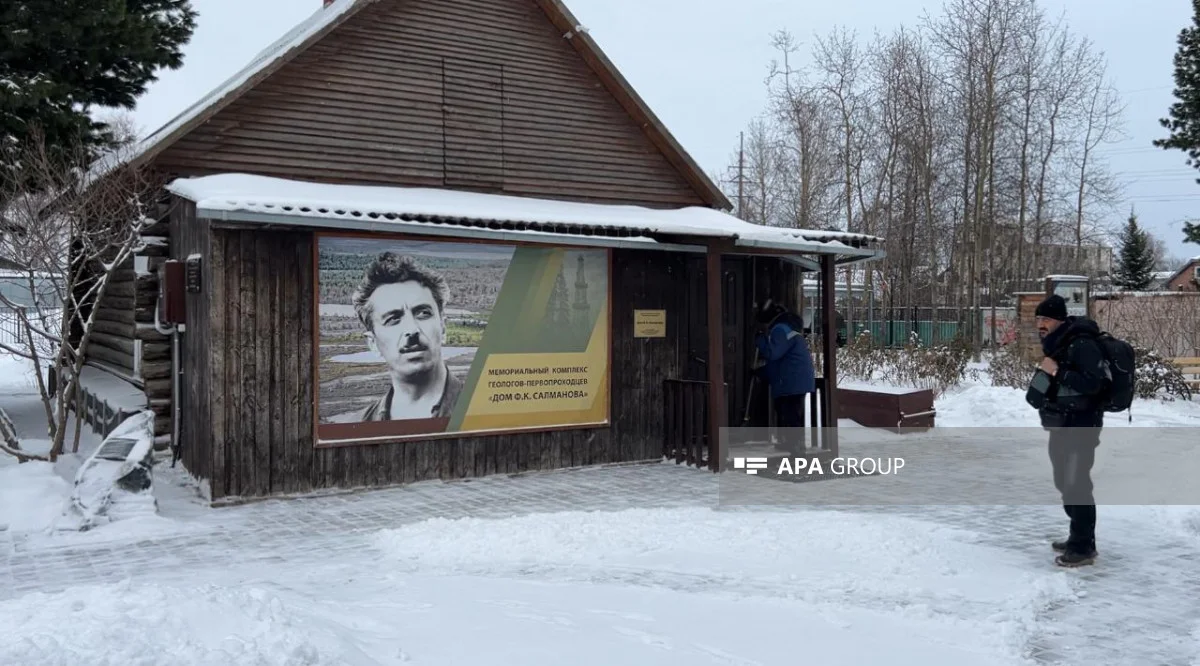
[1048,426,1100,551]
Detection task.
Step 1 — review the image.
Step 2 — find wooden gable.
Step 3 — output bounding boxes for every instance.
[153,0,713,208]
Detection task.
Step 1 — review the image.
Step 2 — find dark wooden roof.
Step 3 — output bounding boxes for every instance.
[90,0,732,211]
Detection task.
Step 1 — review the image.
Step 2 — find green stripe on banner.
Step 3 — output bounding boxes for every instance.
[447,248,545,429]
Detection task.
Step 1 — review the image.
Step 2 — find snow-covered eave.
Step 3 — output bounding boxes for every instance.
[733,236,882,261]
[193,203,882,259]
[168,173,884,259]
[197,204,706,253]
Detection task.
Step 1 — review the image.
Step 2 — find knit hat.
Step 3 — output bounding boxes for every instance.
[1034,294,1068,321]
[755,299,785,325]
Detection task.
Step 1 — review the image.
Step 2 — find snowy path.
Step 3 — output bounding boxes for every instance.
[3,458,1199,665]
[841,503,1200,665]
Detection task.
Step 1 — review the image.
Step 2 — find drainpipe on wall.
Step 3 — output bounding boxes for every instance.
[153,302,182,466]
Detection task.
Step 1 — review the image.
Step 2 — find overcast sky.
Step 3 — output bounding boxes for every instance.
[129,0,1200,262]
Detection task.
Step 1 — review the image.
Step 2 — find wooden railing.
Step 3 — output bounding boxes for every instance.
[663,376,836,471]
[662,379,721,469]
[1171,357,1200,397]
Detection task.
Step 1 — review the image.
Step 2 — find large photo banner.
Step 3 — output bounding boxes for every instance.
[315,235,610,444]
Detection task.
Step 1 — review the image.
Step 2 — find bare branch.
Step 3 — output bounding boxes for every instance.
[1,115,165,460]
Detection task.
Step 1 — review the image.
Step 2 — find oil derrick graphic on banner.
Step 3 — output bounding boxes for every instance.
[572,253,591,344]
[543,263,571,332]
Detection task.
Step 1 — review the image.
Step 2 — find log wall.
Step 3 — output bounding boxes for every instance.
[85,200,176,443]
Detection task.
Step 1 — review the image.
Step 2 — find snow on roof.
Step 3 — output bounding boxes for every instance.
[167,173,882,256]
[1044,275,1088,281]
[83,0,365,186]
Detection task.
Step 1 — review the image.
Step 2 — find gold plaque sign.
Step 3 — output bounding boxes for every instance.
[633,309,666,338]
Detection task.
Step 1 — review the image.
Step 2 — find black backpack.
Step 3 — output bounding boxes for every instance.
[1095,331,1135,414]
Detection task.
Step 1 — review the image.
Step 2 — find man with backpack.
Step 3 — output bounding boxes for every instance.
[754,300,816,455]
[1025,293,1127,568]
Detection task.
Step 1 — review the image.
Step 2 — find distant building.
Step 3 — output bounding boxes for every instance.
[943,222,1113,300]
[1160,257,1200,292]
[1148,271,1176,290]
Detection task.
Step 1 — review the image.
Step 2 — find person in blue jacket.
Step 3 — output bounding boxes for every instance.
[754,300,816,453]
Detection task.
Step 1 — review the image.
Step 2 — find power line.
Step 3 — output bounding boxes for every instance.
[1117,85,1173,94]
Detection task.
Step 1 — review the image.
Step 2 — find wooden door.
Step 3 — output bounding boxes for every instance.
[683,256,708,382]
[721,257,750,427]
[679,255,756,427]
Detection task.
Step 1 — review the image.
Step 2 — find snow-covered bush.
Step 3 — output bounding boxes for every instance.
[883,333,972,397]
[838,330,884,381]
[988,343,1035,389]
[1136,347,1193,401]
[984,341,1193,400]
[835,331,972,397]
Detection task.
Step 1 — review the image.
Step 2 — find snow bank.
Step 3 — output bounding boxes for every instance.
[374,507,1075,661]
[0,461,70,533]
[77,365,146,414]
[936,384,1200,428]
[0,351,37,394]
[0,580,375,666]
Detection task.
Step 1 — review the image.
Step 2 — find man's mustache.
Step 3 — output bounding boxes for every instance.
[398,340,428,354]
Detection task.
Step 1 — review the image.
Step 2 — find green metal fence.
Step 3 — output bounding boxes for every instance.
[846,321,964,347]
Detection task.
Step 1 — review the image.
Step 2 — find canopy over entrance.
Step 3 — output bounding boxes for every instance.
[168,173,886,470]
[167,173,884,263]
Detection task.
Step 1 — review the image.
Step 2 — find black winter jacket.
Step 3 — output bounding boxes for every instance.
[1025,317,1109,428]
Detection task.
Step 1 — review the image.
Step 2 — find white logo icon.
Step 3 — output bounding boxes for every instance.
[732,457,768,474]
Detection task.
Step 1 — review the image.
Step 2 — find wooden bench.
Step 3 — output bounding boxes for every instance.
[1171,357,1200,395]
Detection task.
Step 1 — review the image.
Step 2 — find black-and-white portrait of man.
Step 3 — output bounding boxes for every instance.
[352,252,463,422]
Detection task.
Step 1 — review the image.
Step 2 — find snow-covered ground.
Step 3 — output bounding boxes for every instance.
[0,507,1077,666]
[937,382,1200,428]
[2,350,1199,665]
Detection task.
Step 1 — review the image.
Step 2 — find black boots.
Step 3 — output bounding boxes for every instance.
[1051,538,1097,567]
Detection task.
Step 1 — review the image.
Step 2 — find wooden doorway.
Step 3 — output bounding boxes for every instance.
[679,256,754,419]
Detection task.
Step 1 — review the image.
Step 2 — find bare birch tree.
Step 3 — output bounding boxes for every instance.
[1067,59,1126,259]
[718,0,1127,342]
[0,120,160,462]
[813,27,868,334]
[766,31,842,231]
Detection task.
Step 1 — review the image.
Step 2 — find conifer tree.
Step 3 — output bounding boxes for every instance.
[1113,212,1155,291]
[1185,221,1200,244]
[1155,0,1200,246]
[1,0,197,163]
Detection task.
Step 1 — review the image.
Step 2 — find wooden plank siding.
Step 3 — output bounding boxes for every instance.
[189,226,693,501]
[169,200,213,481]
[151,0,707,208]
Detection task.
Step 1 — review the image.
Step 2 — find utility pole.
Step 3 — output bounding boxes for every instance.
[737,131,745,219]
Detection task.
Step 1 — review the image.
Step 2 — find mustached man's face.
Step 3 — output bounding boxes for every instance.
[364,281,444,381]
[1036,316,1063,339]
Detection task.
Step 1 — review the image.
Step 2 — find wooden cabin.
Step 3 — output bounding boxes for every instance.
[79,0,884,503]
